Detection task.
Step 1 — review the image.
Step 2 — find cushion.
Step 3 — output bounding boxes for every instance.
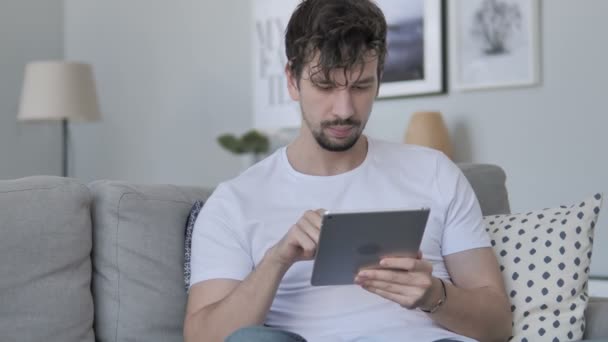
[458,163,511,215]
[485,193,603,342]
[0,176,94,342]
[184,200,205,292]
[88,181,212,342]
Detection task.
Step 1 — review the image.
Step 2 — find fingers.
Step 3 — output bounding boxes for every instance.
[354,254,436,310]
[288,227,317,259]
[298,211,323,243]
[378,256,433,273]
[307,209,325,228]
[274,209,327,264]
[288,209,326,258]
[355,271,433,310]
[360,280,424,297]
[314,208,327,217]
[360,285,421,310]
[355,269,433,289]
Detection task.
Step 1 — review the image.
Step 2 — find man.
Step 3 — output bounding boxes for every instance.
[184,1,512,341]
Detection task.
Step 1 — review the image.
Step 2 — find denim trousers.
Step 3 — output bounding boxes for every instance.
[225,325,463,342]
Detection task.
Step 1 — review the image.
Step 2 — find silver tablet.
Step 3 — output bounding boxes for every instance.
[310,208,430,286]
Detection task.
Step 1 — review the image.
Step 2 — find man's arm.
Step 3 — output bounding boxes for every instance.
[183,252,290,342]
[183,209,325,342]
[427,247,512,341]
[356,247,512,342]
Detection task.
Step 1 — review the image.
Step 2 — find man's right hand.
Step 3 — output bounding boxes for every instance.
[266,209,326,268]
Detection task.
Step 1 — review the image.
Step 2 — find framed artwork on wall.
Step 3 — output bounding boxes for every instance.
[376,0,446,98]
[449,0,541,91]
[252,0,301,130]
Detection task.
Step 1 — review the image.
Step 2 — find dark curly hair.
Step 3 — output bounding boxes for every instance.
[285,0,387,88]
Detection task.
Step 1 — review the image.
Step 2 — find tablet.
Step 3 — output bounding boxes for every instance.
[310,208,430,286]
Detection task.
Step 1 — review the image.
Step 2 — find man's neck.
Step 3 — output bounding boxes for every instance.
[286,134,369,177]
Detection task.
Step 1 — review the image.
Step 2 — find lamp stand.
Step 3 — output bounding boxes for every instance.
[62,118,68,177]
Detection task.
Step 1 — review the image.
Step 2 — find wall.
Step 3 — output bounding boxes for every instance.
[0,0,64,179]
[65,0,608,277]
[64,0,253,187]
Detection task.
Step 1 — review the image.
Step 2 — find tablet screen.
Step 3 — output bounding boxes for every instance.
[311,208,430,286]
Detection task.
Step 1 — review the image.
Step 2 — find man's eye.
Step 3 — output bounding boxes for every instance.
[316,84,334,90]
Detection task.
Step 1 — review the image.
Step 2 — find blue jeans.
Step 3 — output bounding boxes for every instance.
[226,326,307,342]
[225,326,463,342]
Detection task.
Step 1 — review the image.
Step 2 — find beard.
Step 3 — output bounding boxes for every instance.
[303,114,364,152]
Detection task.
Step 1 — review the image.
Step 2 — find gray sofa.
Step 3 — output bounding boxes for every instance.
[0,164,606,342]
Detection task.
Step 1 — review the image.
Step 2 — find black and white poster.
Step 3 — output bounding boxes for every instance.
[449,0,540,90]
[253,0,300,129]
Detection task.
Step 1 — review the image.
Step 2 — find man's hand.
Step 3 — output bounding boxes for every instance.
[354,252,442,311]
[266,209,326,268]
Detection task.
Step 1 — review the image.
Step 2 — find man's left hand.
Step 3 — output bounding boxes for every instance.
[354,252,440,311]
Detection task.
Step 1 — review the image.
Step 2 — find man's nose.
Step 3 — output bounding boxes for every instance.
[331,88,355,119]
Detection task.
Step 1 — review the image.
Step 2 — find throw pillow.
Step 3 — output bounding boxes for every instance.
[184,200,205,292]
[485,193,603,342]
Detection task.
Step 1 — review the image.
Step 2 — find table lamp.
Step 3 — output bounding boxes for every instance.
[404,111,454,160]
[17,61,101,177]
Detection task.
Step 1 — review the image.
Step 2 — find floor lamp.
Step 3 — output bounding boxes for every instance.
[17,61,101,177]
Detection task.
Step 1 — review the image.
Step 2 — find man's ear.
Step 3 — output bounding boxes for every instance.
[285,64,300,101]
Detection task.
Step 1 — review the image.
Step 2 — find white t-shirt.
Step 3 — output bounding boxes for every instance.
[190,138,490,342]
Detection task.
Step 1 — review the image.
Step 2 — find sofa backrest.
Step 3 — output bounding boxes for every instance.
[0,176,95,342]
[88,181,211,342]
[458,163,511,216]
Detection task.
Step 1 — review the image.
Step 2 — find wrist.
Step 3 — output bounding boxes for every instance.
[264,247,293,272]
[419,277,447,314]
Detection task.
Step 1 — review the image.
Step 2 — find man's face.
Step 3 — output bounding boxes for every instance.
[287,55,379,152]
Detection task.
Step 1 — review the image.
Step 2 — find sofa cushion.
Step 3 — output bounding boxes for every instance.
[485,194,603,342]
[88,181,212,342]
[0,176,94,342]
[458,163,511,216]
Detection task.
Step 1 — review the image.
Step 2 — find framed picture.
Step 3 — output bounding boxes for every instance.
[252,0,301,130]
[449,0,541,91]
[376,0,446,98]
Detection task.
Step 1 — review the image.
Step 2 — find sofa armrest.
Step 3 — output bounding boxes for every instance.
[584,297,608,339]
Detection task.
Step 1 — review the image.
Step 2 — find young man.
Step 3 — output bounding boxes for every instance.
[184,1,512,341]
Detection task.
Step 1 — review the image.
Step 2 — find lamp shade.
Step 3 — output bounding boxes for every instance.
[404,111,453,160]
[18,61,101,122]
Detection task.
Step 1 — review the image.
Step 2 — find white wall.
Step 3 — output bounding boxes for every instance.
[65,0,608,277]
[64,0,252,187]
[0,0,64,179]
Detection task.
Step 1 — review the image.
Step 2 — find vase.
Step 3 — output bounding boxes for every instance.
[404,111,454,160]
[240,153,264,171]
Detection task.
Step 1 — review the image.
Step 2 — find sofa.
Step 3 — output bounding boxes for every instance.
[0,163,606,342]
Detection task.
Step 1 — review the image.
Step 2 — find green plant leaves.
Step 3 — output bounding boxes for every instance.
[217,130,270,155]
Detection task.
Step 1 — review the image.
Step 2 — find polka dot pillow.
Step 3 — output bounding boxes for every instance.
[485,193,603,342]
